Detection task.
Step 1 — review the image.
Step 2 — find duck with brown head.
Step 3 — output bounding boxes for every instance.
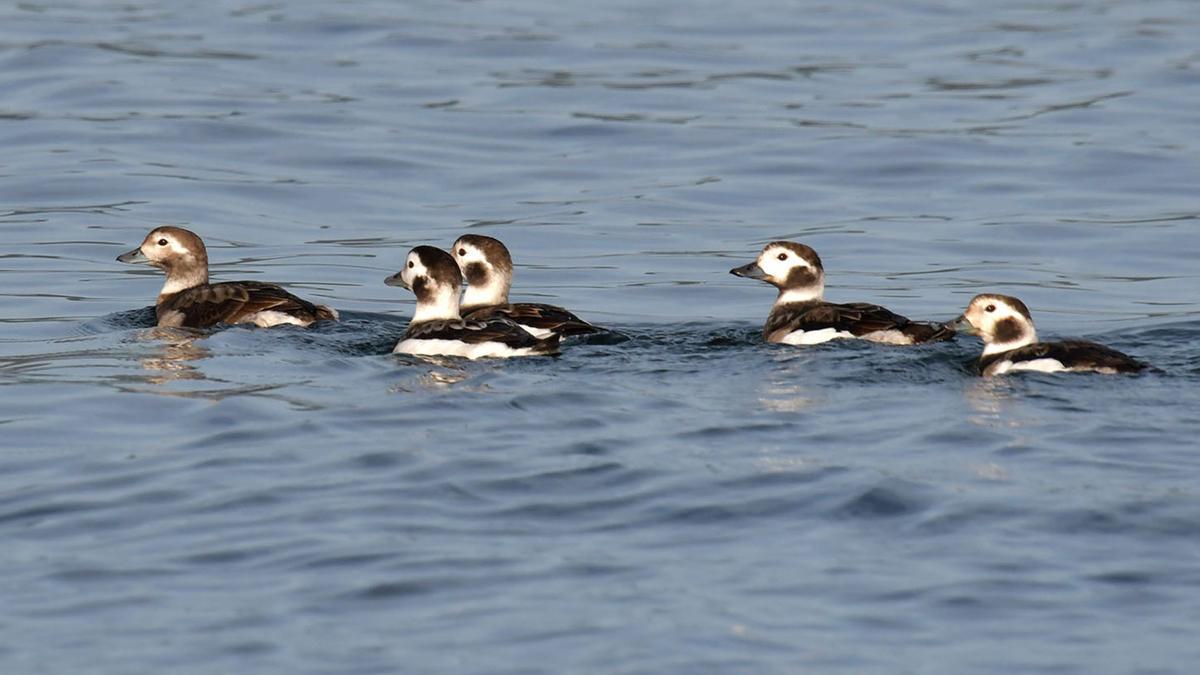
[385,246,559,359]
[451,234,601,339]
[730,241,954,346]
[953,293,1148,375]
[117,226,338,329]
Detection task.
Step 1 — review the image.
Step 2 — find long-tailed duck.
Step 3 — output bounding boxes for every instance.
[953,293,1148,375]
[730,241,954,345]
[117,226,338,328]
[385,245,560,359]
[450,234,600,339]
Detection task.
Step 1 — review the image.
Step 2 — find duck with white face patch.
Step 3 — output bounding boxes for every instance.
[952,293,1148,376]
[451,234,601,339]
[116,226,339,329]
[730,241,955,346]
[385,245,560,359]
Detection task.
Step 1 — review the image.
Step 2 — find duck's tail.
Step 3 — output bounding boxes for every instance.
[313,304,340,322]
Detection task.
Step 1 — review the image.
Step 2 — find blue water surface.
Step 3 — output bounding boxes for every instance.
[2,1,1200,673]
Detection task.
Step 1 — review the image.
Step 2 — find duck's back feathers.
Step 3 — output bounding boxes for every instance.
[463,302,599,338]
[765,301,955,345]
[158,281,338,328]
[396,317,560,359]
[979,339,1148,375]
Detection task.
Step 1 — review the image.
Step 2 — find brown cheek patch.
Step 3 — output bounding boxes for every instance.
[464,262,489,286]
[412,277,433,304]
[785,266,818,288]
[994,317,1023,343]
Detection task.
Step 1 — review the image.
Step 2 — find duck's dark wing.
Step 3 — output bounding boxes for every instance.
[765,301,953,343]
[463,303,599,337]
[160,282,336,328]
[404,318,560,354]
[982,340,1147,374]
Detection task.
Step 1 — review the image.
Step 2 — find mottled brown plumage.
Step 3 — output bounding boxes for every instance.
[386,246,559,359]
[117,226,337,329]
[954,294,1148,375]
[403,317,560,354]
[978,340,1147,376]
[156,281,337,328]
[452,234,602,338]
[765,301,954,344]
[731,241,953,345]
[462,303,598,338]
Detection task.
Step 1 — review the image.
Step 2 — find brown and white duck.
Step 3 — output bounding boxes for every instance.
[117,226,338,328]
[385,245,559,359]
[952,293,1148,375]
[451,234,600,339]
[730,241,954,345]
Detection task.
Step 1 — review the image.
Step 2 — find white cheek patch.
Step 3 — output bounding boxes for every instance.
[458,249,486,266]
[759,251,809,280]
[777,327,854,345]
[404,256,428,286]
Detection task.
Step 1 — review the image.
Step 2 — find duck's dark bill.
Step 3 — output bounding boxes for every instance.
[951,316,978,335]
[117,248,148,264]
[730,262,766,279]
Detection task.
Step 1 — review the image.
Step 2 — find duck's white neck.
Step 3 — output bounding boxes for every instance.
[774,284,824,306]
[158,268,207,303]
[412,287,461,323]
[461,276,509,310]
[982,329,1037,356]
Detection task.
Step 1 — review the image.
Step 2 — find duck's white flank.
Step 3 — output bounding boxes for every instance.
[778,327,854,345]
[248,310,310,328]
[393,338,542,360]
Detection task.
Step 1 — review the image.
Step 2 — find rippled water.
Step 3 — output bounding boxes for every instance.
[3,0,1200,672]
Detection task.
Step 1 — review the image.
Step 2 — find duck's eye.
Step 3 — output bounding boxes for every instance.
[985,304,996,313]
[157,238,168,246]
[458,248,466,256]
[408,261,414,269]
[777,253,787,261]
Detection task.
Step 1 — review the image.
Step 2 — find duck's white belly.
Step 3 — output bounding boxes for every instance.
[394,338,539,360]
[245,311,309,328]
[777,327,855,345]
[861,329,913,345]
[988,358,1066,375]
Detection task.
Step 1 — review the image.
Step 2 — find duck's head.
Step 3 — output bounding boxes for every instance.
[451,234,514,309]
[730,241,825,303]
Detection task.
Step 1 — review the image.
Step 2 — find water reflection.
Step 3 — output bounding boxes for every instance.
[117,329,308,403]
[758,354,822,412]
[962,376,1053,441]
[387,360,477,394]
[137,328,209,385]
[758,380,820,413]
[962,376,1019,425]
